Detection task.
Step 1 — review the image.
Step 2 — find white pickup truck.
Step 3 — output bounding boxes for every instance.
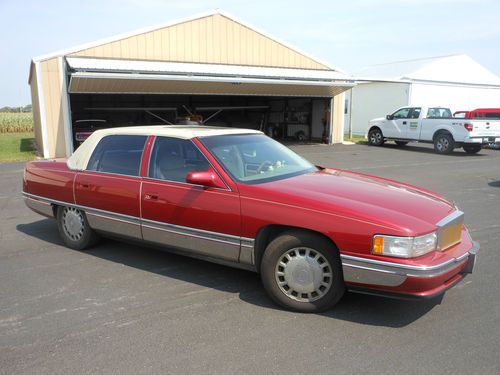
[367,106,500,154]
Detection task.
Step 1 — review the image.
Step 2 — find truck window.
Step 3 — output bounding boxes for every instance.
[410,108,421,119]
[148,137,209,183]
[392,108,411,119]
[427,108,452,118]
[87,135,147,176]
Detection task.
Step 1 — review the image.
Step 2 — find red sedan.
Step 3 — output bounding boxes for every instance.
[22,126,479,312]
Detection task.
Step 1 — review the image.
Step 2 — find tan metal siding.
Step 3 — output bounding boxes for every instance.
[69,14,329,70]
[40,58,66,158]
[69,76,349,97]
[29,65,43,154]
[331,93,345,143]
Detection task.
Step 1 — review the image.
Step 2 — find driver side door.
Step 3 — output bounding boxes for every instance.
[384,107,411,138]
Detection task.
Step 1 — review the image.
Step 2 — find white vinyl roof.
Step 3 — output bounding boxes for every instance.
[66,57,352,83]
[356,54,500,87]
[67,125,262,170]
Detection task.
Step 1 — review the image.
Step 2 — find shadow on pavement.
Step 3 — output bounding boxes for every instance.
[488,180,500,188]
[361,143,487,157]
[18,218,439,328]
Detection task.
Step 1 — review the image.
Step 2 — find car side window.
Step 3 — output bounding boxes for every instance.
[410,107,421,119]
[148,137,209,183]
[86,135,147,176]
[392,108,411,119]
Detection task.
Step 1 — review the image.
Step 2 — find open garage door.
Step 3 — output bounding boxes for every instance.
[66,57,353,149]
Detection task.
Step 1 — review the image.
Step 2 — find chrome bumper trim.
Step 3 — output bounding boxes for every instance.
[341,242,479,287]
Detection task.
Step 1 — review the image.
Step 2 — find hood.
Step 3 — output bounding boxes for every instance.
[369,117,385,124]
[240,168,455,235]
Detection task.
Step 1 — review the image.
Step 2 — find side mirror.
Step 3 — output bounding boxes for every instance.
[186,170,226,189]
[386,115,394,120]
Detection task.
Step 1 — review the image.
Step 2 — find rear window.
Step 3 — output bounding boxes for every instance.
[427,108,452,118]
[87,135,147,176]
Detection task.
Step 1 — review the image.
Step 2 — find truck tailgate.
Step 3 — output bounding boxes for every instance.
[469,120,500,138]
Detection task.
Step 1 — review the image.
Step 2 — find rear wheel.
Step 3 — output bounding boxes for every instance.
[434,133,454,154]
[395,141,409,146]
[260,231,345,313]
[368,128,384,146]
[57,206,99,250]
[463,145,481,154]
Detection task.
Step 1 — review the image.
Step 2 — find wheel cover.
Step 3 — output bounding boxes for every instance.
[437,137,449,151]
[62,207,85,241]
[275,247,333,302]
[370,131,382,145]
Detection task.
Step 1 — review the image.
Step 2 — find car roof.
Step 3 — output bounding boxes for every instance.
[67,125,263,171]
[91,125,262,139]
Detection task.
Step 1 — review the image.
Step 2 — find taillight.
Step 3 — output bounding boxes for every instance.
[464,123,473,132]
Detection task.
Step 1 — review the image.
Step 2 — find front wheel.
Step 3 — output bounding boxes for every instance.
[463,145,481,154]
[434,133,454,154]
[368,128,384,146]
[57,206,99,250]
[260,231,345,313]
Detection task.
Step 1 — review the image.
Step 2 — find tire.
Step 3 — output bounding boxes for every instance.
[463,145,481,154]
[368,128,384,146]
[260,230,345,313]
[395,141,409,146]
[433,133,455,154]
[56,206,99,250]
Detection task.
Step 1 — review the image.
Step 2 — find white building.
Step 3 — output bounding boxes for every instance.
[345,54,500,136]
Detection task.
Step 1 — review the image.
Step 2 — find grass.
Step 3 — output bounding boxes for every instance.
[0,112,33,133]
[0,132,37,162]
[344,134,367,144]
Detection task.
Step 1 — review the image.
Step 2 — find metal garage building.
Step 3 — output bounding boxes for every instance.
[29,10,354,158]
[344,54,500,136]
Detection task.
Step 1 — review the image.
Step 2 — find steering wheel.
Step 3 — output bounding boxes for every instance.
[257,160,273,174]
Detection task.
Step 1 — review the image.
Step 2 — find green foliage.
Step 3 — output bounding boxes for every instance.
[0,105,32,113]
[0,132,37,162]
[0,112,33,133]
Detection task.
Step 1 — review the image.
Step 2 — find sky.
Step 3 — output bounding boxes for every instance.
[1,0,499,106]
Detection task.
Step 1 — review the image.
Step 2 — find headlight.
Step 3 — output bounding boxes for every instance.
[372,232,437,258]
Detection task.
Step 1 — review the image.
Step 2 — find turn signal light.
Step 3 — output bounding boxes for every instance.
[464,123,473,132]
[373,236,384,255]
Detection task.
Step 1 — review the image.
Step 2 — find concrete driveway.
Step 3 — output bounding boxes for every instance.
[1,143,499,374]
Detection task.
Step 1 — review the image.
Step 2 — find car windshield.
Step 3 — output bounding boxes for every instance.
[200,134,317,184]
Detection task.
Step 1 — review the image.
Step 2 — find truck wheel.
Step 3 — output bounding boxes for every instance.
[260,230,345,313]
[463,145,481,154]
[368,128,384,146]
[434,133,454,154]
[56,206,99,250]
[395,141,409,146]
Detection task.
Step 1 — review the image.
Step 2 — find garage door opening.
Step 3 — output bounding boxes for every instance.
[69,94,332,150]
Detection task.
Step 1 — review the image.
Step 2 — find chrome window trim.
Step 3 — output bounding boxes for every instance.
[145,136,231,192]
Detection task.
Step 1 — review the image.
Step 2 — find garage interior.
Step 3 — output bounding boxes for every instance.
[70,93,332,149]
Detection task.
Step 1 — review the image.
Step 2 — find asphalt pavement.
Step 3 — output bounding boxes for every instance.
[1,142,499,374]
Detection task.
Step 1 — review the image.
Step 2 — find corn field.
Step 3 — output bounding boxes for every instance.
[0,112,33,133]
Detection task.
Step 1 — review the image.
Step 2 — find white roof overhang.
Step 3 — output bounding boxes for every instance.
[66,57,355,97]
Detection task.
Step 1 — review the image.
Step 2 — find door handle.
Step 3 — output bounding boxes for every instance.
[403,121,407,125]
[144,193,158,200]
[80,182,91,189]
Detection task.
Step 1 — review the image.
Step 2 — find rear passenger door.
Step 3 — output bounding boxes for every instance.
[403,107,422,139]
[74,134,147,240]
[141,136,242,262]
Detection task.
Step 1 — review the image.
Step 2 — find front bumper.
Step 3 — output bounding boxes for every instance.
[341,240,479,299]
